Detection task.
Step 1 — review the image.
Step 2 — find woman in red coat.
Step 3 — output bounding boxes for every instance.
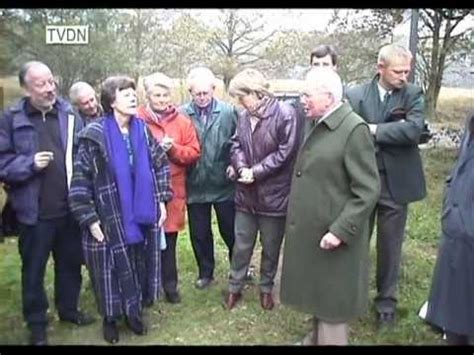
[137,72,200,304]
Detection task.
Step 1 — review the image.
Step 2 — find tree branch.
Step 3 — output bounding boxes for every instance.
[233,31,276,56]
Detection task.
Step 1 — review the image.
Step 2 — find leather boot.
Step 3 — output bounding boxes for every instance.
[260,292,275,310]
[224,292,242,310]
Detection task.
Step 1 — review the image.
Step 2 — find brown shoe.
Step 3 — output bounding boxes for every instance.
[224,292,242,310]
[260,292,274,310]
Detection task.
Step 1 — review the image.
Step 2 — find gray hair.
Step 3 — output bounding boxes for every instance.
[18,61,51,87]
[69,81,96,105]
[228,68,272,98]
[186,67,216,91]
[305,68,343,103]
[378,44,412,66]
[143,72,174,96]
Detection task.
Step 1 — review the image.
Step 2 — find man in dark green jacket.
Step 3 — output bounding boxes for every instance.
[345,44,427,328]
[281,68,380,345]
[181,67,237,290]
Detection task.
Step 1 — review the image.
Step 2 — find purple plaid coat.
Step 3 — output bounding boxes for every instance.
[68,118,172,318]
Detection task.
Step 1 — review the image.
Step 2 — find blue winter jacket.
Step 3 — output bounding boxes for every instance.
[0,97,83,225]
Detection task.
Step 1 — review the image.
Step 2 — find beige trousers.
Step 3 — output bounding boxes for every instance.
[316,320,349,345]
[302,318,348,345]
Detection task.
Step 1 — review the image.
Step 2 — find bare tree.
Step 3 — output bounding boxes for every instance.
[416,8,472,119]
[115,9,171,83]
[160,12,214,102]
[325,9,404,84]
[262,29,321,79]
[210,10,277,89]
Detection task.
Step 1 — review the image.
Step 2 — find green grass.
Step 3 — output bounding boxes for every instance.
[0,148,458,345]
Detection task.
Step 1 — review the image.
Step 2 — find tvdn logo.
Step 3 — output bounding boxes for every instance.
[46,26,89,45]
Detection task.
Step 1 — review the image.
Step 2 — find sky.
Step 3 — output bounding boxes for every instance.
[185,9,472,37]
[231,9,336,32]
[188,8,338,32]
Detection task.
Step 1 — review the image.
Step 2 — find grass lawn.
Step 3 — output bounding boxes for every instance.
[0,148,457,345]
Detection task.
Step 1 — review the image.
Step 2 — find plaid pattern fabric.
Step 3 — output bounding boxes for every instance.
[69,119,172,318]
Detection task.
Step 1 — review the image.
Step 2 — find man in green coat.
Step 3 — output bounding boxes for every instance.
[280,68,380,345]
[345,44,427,327]
[181,67,238,290]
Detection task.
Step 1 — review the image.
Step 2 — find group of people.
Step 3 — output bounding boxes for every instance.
[0,42,471,346]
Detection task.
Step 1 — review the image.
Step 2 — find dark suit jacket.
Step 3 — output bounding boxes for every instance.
[345,75,426,204]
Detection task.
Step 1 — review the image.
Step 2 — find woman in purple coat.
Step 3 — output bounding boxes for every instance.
[224,69,298,310]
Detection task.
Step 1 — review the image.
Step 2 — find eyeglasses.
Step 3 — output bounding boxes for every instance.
[192,91,212,97]
[300,91,331,100]
[311,62,332,67]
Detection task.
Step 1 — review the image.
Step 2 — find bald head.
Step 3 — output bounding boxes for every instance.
[19,61,51,88]
[19,61,57,111]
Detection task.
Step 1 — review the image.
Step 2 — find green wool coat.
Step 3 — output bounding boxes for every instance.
[280,103,380,323]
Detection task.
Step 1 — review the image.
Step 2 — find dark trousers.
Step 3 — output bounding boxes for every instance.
[229,211,285,294]
[369,173,408,314]
[187,200,235,279]
[18,215,83,328]
[161,232,178,294]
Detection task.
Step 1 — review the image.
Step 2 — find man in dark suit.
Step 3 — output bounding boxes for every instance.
[293,45,340,148]
[345,44,427,328]
[309,44,338,70]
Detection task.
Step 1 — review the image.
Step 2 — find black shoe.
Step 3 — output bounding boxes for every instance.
[29,325,48,346]
[377,312,395,328]
[195,278,214,289]
[103,318,119,344]
[445,331,470,345]
[126,316,147,335]
[59,311,96,326]
[165,291,182,304]
[142,297,154,308]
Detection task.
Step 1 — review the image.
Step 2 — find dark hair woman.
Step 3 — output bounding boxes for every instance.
[69,75,172,344]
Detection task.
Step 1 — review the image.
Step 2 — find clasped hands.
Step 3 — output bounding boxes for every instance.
[237,167,254,184]
[226,166,254,184]
[160,135,174,152]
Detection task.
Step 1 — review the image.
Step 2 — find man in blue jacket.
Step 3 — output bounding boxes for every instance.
[0,61,94,345]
